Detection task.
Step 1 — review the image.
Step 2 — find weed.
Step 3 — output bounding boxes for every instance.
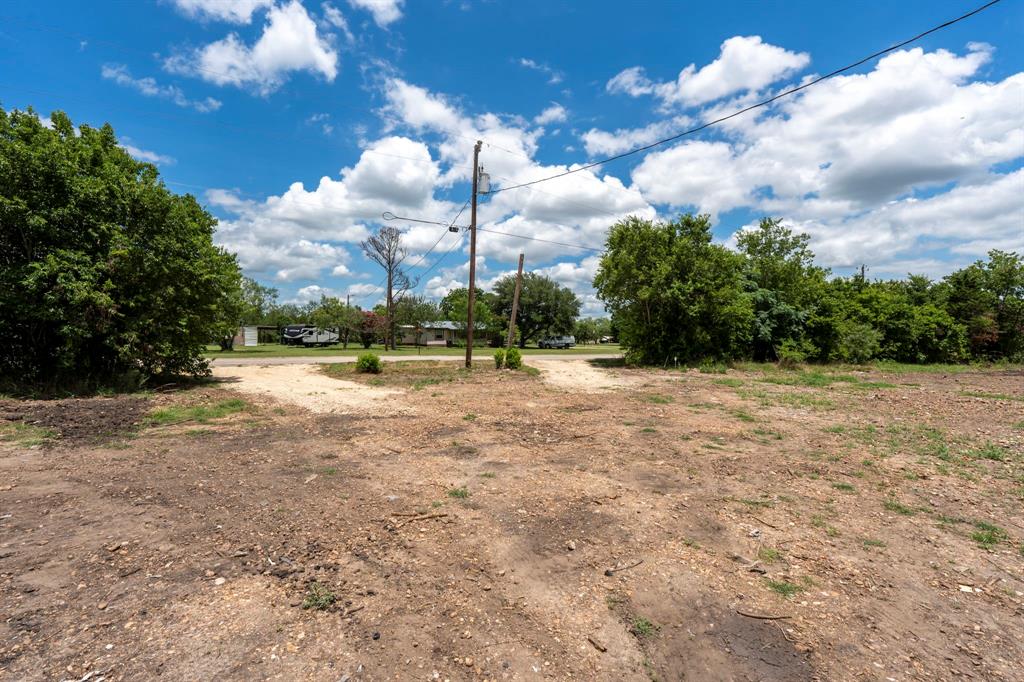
[682,538,700,548]
[630,617,660,638]
[412,378,442,391]
[697,361,728,374]
[765,579,802,598]
[447,486,470,499]
[971,522,1008,549]
[640,427,657,433]
[832,482,856,493]
[463,413,478,421]
[521,365,541,377]
[967,442,1008,462]
[146,398,249,426]
[322,467,338,475]
[752,427,783,440]
[862,538,886,548]
[713,377,744,387]
[479,472,495,478]
[302,582,336,610]
[729,408,756,422]
[758,547,781,563]
[645,394,673,404]
[884,499,915,516]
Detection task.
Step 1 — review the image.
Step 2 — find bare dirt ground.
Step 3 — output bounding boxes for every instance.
[2,360,1022,681]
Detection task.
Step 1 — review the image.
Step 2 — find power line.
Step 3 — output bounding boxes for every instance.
[353,197,471,304]
[490,0,1004,195]
[476,227,602,253]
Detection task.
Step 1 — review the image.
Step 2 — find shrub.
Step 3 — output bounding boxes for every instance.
[837,322,882,364]
[505,347,522,369]
[493,348,506,369]
[356,352,382,374]
[776,339,808,369]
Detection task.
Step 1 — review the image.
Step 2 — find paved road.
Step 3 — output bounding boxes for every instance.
[210,353,623,367]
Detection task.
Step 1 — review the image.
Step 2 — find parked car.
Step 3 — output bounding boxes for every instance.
[281,324,339,347]
[538,335,576,349]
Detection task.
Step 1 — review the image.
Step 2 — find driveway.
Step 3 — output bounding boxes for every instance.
[209,353,623,366]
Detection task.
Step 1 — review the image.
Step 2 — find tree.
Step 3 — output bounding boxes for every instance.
[594,214,752,364]
[239,277,279,325]
[0,107,242,388]
[441,288,495,344]
[361,226,415,350]
[942,250,1023,361]
[574,317,611,345]
[489,273,581,347]
[394,294,440,346]
[357,311,387,348]
[310,296,363,349]
[736,218,828,360]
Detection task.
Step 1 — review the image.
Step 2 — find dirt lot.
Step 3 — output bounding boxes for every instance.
[1,360,1022,681]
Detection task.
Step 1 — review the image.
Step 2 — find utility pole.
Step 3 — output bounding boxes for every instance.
[344,293,351,349]
[465,140,482,368]
[506,253,524,350]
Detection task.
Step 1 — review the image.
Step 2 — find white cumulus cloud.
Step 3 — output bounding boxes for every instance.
[171,0,273,24]
[608,35,809,107]
[347,0,403,27]
[165,0,339,95]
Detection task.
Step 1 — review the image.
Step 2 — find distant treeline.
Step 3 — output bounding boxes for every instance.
[595,215,1023,366]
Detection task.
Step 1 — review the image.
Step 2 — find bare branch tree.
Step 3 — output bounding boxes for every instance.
[361,226,417,350]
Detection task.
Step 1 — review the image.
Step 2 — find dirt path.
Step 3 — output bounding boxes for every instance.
[212,363,411,414]
[530,358,636,392]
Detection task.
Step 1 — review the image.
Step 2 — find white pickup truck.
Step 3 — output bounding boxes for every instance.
[538,335,576,349]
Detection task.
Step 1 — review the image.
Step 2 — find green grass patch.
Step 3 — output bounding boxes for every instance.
[971,522,1008,549]
[862,538,886,548]
[479,471,495,478]
[463,413,478,421]
[764,579,802,598]
[0,421,55,447]
[447,486,470,499]
[884,499,915,516]
[729,408,756,422]
[758,371,859,388]
[757,547,781,563]
[146,398,249,426]
[645,394,674,404]
[959,390,1024,403]
[832,482,856,493]
[712,377,744,387]
[640,427,657,433]
[966,441,1009,462]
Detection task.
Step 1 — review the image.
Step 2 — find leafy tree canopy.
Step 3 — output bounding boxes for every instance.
[0,107,242,388]
[489,273,581,347]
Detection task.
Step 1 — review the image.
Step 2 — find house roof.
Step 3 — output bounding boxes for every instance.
[398,321,485,330]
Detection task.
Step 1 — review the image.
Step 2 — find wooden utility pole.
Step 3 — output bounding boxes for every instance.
[465,140,482,368]
[344,293,351,349]
[506,253,525,350]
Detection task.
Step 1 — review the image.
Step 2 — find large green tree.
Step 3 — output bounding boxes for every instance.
[594,214,752,364]
[0,107,242,387]
[736,217,828,360]
[489,273,581,347]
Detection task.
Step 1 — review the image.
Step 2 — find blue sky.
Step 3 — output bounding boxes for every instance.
[2,0,1022,313]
